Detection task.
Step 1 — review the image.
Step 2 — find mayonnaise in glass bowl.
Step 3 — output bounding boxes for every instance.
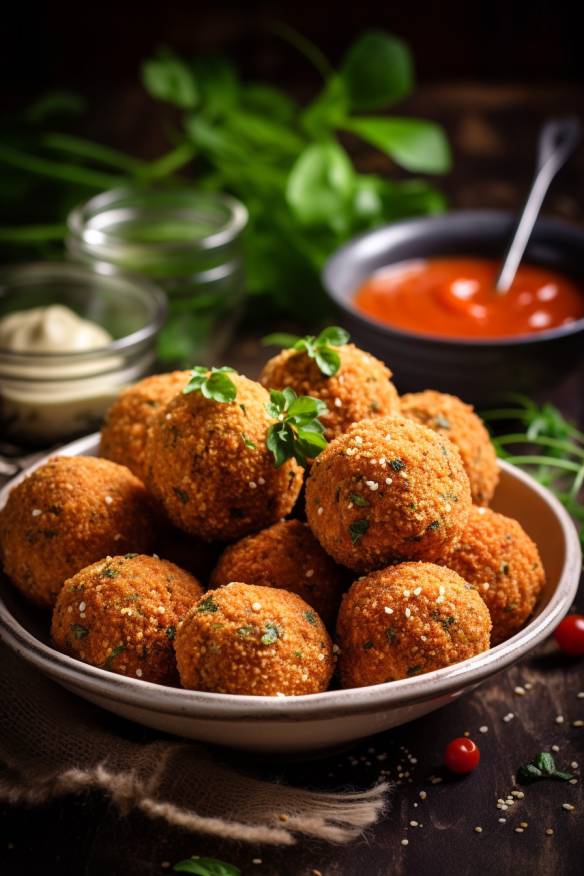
[0,263,166,445]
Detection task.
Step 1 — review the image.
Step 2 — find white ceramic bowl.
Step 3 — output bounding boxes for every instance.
[0,434,581,753]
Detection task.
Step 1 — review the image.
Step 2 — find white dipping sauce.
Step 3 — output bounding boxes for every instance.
[0,304,112,353]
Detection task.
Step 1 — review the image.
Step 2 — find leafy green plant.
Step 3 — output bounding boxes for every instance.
[173,857,240,876]
[0,29,449,333]
[265,388,328,466]
[482,394,584,545]
[517,751,573,785]
[183,366,237,403]
[263,325,350,376]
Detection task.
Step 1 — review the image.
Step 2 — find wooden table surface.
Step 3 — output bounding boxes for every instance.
[1,84,584,875]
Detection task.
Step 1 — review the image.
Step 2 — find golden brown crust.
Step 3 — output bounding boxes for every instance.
[306,416,472,572]
[0,456,157,608]
[260,343,400,440]
[144,374,303,542]
[400,390,499,506]
[336,562,491,687]
[100,371,190,482]
[51,554,203,684]
[175,582,334,695]
[210,520,345,627]
[439,506,545,645]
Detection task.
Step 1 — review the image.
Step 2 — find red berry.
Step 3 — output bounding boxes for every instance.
[444,737,480,774]
[554,614,584,656]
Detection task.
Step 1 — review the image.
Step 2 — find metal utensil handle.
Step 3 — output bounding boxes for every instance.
[495,117,581,294]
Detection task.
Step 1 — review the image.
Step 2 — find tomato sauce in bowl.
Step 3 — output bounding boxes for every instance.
[353,257,584,339]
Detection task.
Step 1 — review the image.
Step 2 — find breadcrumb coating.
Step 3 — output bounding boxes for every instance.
[51,554,203,684]
[306,416,472,572]
[0,456,157,608]
[175,582,334,695]
[210,520,345,627]
[260,343,399,440]
[440,506,545,645]
[400,390,499,506]
[144,374,303,542]
[100,371,190,482]
[336,562,491,687]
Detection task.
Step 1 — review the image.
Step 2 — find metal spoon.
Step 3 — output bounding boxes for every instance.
[495,117,581,294]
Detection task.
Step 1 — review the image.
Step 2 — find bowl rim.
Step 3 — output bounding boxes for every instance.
[0,433,580,723]
[322,209,584,348]
[0,261,168,360]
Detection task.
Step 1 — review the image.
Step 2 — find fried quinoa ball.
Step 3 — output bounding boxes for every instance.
[210,520,345,628]
[400,390,499,506]
[51,554,203,684]
[100,371,190,482]
[337,562,491,688]
[144,373,303,542]
[0,456,157,608]
[439,506,545,645]
[175,582,334,695]
[306,416,472,573]
[260,343,400,441]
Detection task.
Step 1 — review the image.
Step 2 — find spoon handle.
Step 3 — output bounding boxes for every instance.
[495,117,581,294]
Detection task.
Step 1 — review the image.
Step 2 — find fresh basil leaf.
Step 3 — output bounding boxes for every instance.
[341,31,412,111]
[142,49,199,109]
[262,333,302,348]
[315,347,340,376]
[287,396,322,418]
[286,141,354,226]
[534,752,556,776]
[344,117,451,174]
[317,326,350,346]
[173,856,241,876]
[201,371,237,403]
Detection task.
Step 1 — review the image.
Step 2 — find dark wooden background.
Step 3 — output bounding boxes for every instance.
[1,4,584,873]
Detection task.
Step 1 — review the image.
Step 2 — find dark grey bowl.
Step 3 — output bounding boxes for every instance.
[323,210,584,405]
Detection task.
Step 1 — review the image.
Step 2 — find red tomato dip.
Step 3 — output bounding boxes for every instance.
[353,258,584,339]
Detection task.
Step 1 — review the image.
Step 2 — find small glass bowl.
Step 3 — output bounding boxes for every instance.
[66,187,248,365]
[0,262,166,446]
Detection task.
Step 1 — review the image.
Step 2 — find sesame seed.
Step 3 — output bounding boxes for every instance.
[545,828,554,836]
[258,477,265,485]
[498,818,507,823]
[354,436,363,445]
[474,826,483,833]
[401,838,409,846]
[514,828,524,834]
[405,607,411,618]
[503,713,515,723]
[332,644,341,654]
[370,459,377,465]
[384,606,394,614]
[104,495,113,505]
[573,720,584,727]
[403,589,411,597]
[524,682,532,690]
[479,725,489,734]
[318,653,325,661]
[346,448,357,456]
[419,791,427,799]
[252,602,262,611]
[571,761,579,769]
[365,480,379,491]
[410,820,419,827]
[156,606,165,614]
[562,803,575,811]
[477,507,486,514]
[334,398,342,408]
[385,477,393,486]
[420,635,427,641]
[552,745,560,752]
[413,587,422,596]
[436,596,445,604]
[429,776,442,785]
[511,791,524,799]
[136,668,142,678]
[252,859,262,865]
[317,506,324,515]
[514,686,526,696]
[305,569,314,578]
[31,509,42,517]
[78,602,86,612]
[577,692,584,699]
[165,413,171,420]
[384,433,392,441]
[569,778,578,785]
[276,692,285,698]
[379,457,386,465]
[439,585,445,596]
[400,471,408,479]
[248,481,257,489]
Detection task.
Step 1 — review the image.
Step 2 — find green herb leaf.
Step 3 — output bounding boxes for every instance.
[70,624,89,639]
[517,752,574,785]
[173,856,241,876]
[241,432,256,449]
[166,626,176,640]
[349,518,369,544]
[260,621,281,645]
[341,31,413,111]
[104,644,125,668]
[286,141,354,228]
[262,332,302,348]
[517,764,543,784]
[183,367,236,403]
[343,117,451,174]
[197,596,219,614]
[534,752,556,776]
[349,492,369,508]
[304,610,317,625]
[142,49,199,109]
[268,325,349,377]
[265,388,328,467]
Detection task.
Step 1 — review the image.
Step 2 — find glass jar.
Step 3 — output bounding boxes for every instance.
[66,187,248,365]
[0,263,166,446]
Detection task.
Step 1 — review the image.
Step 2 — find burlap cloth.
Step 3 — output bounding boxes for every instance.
[0,643,389,845]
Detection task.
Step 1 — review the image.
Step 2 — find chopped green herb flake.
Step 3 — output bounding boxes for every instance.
[261,621,281,645]
[434,415,451,430]
[197,596,219,614]
[363,640,375,650]
[427,520,441,531]
[349,492,369,507]
[104,644,125,668]
[386,627,397,644]
[101,566,119,578]
[165,626,176,640]
[500,562,510,575]
[294,650,303,658]
[70,623,89,639]
[349,518,369,544]
[406,664,422,676]
[124,553,139,559]
[390,458,406,472]
[517,752,573,785]
[173,486,190,504]
[241,432,256,449]
[304,610,317,625]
